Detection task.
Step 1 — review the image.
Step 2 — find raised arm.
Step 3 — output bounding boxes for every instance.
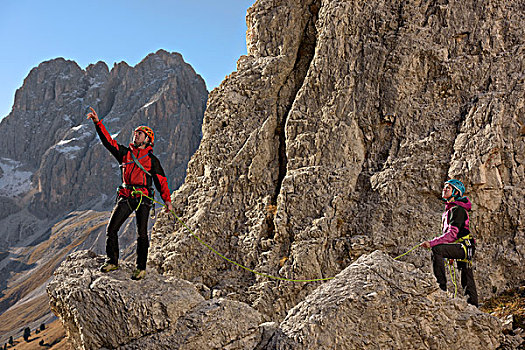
[87,107,125,162]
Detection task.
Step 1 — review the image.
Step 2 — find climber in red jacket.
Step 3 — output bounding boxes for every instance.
[87,107,173,280]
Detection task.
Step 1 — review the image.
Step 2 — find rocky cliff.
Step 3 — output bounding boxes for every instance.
[148,0,524,318]
[48,250,512,349]
[49,0,524,348]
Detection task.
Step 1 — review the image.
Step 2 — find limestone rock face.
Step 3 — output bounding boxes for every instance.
[268,251,502,349]
[47,251,202,349]
[125,299,264,350]
[48,250,509,349]
[148,0,524,323]
[47,250,263,350]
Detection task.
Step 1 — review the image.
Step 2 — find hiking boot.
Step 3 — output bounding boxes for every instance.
[131,269,146,280]
[100,262,119,273]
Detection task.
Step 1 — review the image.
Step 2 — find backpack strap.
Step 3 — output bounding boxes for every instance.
[130,151,152,177]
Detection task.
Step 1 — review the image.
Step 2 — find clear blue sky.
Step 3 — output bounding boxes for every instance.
[0,0,253,121]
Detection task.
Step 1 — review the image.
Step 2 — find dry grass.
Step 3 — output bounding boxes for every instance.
[29,213,106,264]
[266,204,277,216]
[481,285,525,330]
[0,295,50,337]
[4,319,71,350]
[0,219,105,346]
[1,220,105,312]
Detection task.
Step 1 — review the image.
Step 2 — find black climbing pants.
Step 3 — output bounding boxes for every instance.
[431,244,479,306]
[106,196,151,270]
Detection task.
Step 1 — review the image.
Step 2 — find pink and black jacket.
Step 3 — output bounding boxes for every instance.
[429,197,471,247]
[94,120,171,205]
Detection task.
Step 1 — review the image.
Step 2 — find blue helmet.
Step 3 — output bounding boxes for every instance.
[445,179,465,197]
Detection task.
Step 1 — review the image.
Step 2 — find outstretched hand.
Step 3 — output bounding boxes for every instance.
[165,202,173,214]
[420,241,431,249]
[86,107,99,123]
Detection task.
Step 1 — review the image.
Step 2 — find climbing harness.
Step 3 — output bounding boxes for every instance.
[455,234,474,265]
[393,240,473,299]
[118,150,151,192]
[130,190,335,283]
[120,149,155,214]
[446,233,475,297]
[117,150,152,211]
[118,185,152,211]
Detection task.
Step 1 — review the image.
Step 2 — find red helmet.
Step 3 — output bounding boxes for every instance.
[134,126,154,146]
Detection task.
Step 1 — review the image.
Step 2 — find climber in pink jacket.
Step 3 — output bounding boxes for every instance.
[421,179,478,306]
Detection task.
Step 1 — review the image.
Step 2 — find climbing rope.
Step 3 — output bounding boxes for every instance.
[129,190,457,288]
[128,191,143,211]
[395,242,463,298]
[447,260,459,298]
[130,190,335,282]
[393,243,421,260]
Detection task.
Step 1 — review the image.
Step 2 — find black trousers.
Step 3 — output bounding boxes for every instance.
[106,196,151,270]
[431,244,479,306]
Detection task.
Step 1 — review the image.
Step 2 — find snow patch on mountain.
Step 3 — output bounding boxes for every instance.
[0,158,33,197]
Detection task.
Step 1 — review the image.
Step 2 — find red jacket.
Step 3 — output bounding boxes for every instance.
[94,120,171,204]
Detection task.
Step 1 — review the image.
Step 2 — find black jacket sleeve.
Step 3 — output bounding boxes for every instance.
[94,120,128,163]
[150,154,171,204]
